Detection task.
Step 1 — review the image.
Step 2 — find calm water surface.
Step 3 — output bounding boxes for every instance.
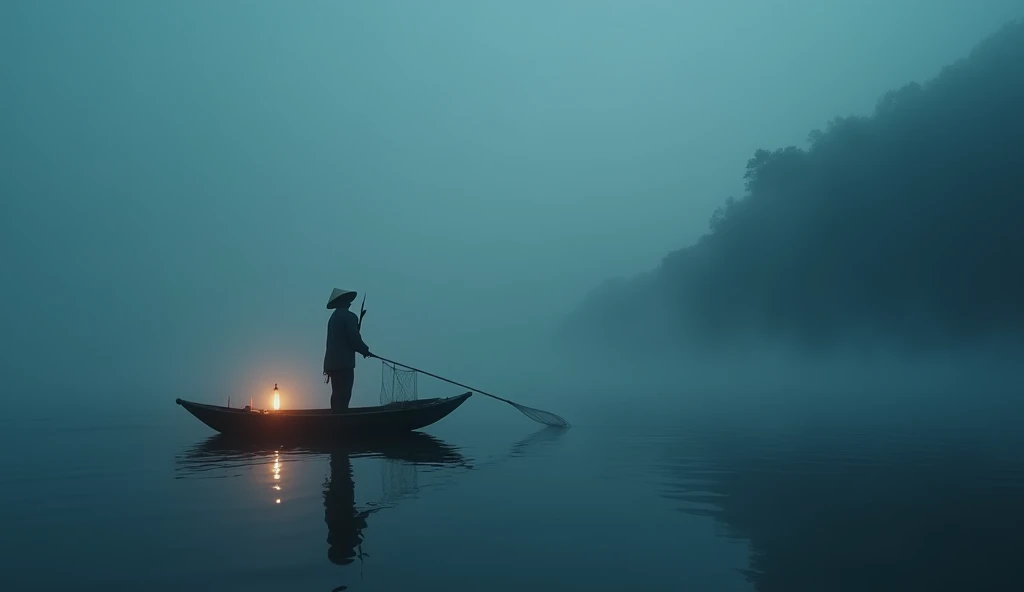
[3,401,1024,591]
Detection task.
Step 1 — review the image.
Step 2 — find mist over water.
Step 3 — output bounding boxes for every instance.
[3,2,1022,412]
[3,3,1024,591]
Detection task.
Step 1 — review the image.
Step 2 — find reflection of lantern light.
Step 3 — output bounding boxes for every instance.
[272,383,280,411]
[270,451,283,506]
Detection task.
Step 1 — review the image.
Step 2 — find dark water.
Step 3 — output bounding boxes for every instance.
[4,402,1024,591]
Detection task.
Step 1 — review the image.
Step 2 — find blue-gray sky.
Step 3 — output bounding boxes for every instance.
[2,1,1020,409]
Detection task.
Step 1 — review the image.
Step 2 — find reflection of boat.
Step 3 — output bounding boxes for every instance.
[174,431,469,591]
[174,392,472,440]
[176,430,468,470]
[173,426,565,591]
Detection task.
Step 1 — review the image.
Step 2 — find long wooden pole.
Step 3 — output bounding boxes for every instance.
[369,355,569,428]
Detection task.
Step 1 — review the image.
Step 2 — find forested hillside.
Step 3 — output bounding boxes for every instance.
[563,19,1024,353]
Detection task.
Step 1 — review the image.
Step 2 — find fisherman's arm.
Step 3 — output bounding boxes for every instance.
[346,313,372,357]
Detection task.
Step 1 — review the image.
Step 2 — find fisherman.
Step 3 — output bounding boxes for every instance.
[323,288,372,411]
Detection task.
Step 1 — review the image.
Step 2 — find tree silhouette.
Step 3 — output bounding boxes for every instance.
[564,18,1024,353]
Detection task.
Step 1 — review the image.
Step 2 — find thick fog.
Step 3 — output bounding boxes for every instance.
[2,2,1021,415]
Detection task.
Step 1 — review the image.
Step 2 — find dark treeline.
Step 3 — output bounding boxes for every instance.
[563,19,1024,354]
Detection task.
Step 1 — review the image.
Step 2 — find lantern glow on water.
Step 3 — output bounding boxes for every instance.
[272,451,282,505]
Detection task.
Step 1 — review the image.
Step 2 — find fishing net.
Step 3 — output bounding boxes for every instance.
[374,355,571,428]
[507,401,571,429]
[379,360,418,405]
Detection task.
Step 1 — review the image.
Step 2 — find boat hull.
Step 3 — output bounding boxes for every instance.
[175,393,472,440]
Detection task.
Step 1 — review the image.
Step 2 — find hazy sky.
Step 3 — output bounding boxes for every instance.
[2,1,1020,407]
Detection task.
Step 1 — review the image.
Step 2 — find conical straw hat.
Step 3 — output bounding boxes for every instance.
[326,288,357,309]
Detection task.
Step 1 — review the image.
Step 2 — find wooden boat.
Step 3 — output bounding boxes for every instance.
[175,392,472,440]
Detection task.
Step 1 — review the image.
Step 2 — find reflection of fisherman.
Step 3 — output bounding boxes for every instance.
[323,288,372,411]
[323,450,370,567]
